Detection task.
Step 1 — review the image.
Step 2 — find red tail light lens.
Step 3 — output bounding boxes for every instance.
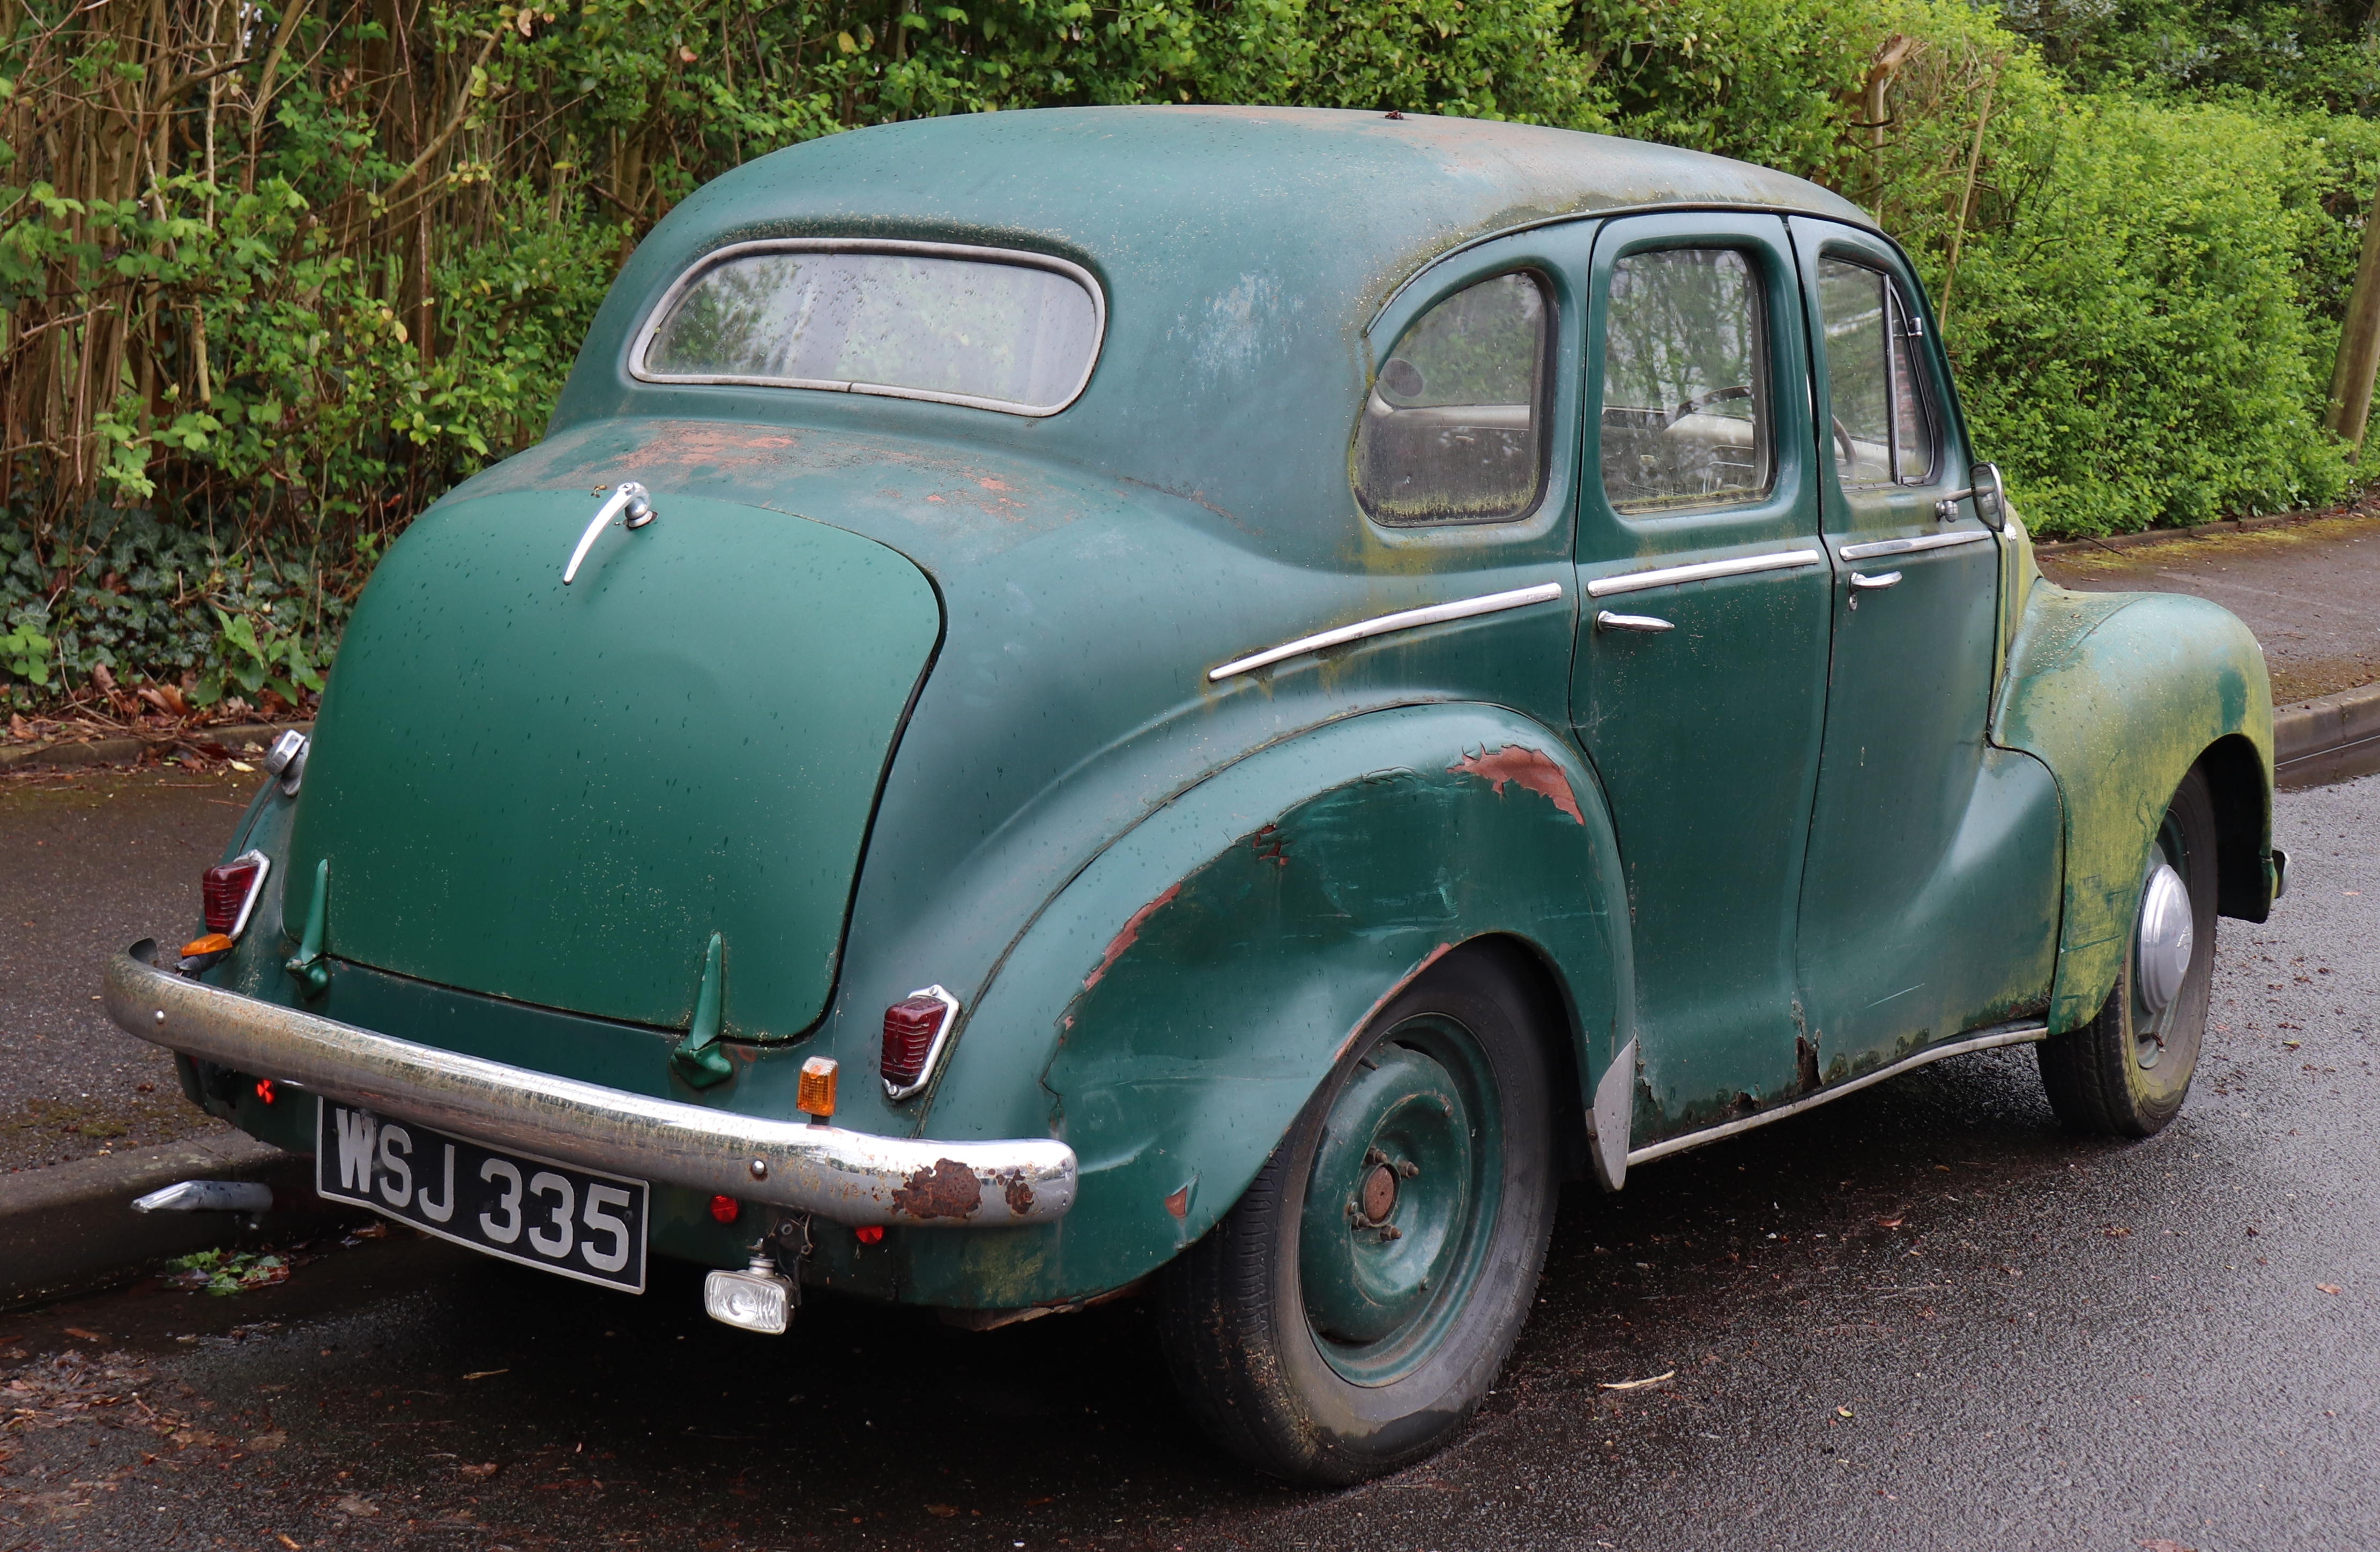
[709,1195,740,1224]
[202,852,269,936]
[880,987,957,1099]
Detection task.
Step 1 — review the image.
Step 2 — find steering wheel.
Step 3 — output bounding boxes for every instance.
[1831,415,1858,468]
[1666,385,1756,427]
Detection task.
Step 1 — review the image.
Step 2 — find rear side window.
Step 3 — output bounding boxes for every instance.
[1597,248,1773,515]
[1816,257,1936,485]
[634,241,1104,416]
[1354,273,1550,526]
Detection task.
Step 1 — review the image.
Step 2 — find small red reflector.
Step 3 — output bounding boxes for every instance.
[709,1195,740,1224]
[202,860,263,935]
[254,1079,276,1105]
[882,995,949,1091]
[856,1225,884,1244]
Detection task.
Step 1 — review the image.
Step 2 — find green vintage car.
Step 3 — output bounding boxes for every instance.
[108,106,2285,1484]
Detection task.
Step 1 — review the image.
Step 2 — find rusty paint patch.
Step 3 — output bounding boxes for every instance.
[1083,883,1180,990]
[1448,745,1585,825]
[890,1158,984,1221]
[1002,1172,1038,1217]
[1163,1184,1191,1220]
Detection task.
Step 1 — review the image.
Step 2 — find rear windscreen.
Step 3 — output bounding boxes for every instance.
[636,243,1102,415]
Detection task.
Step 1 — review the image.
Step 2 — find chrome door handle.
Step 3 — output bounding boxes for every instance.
[562,482,657,584]
[1849,570,1902,590]
[1595,610,1675,633]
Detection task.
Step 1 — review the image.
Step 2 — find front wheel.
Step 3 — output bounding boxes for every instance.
[2037,766,2219,1137]
[1156,942,1559,1486]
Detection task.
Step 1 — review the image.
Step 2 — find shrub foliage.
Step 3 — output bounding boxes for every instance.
[3,0,2377,698]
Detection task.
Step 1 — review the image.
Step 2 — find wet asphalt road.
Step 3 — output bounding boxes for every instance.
[2,775,2373,1551]
[0,767,254,1173]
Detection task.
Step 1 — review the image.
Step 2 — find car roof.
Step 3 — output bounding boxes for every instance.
[551,108,1875,558]
[651,106,1869,309]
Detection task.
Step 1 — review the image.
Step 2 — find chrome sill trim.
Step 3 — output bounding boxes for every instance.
[106,944,1074,1228]
[1624,1022,2049,1167]
[1207,582,1565,683]
[1838,531,1993,562]
[1586,548,1824,598]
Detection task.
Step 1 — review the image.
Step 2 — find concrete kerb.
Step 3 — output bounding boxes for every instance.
[0,720,313,775]
[2276,682,2380,790]
[0,1132,356,1311]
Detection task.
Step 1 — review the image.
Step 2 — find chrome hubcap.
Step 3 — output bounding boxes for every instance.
[2136,861,2193,1018]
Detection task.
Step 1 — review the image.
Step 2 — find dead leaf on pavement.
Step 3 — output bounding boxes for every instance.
[1597,1370,1676,1392]
[459,1462,500,1480]
[1874,1215,1905,1229]
[2317,1284,2343,1295]
[925,1504,961,1517]
[334,1494,379,1516]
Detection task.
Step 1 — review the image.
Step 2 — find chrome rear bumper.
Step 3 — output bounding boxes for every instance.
[105,943,1075,1227]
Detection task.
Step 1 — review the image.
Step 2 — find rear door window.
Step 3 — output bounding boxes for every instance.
[1353,272,1551,525]
[1596,248,1774,514]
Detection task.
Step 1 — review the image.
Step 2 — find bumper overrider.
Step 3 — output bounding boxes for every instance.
[106,943,1076,1228]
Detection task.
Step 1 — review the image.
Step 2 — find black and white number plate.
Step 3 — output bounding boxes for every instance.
[315,1100,648,1292]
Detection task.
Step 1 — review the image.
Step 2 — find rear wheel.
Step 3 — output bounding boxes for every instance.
[2037,766,2219,1137]
[1157,943,1559,1486]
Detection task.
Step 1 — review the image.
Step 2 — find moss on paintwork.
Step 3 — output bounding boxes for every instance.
[1991,581,2273,1032]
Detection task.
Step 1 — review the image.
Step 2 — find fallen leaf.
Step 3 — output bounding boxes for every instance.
[62,1327,104,1342]
[229,760,255,772]
[248,1430,286,1451]
[1874,1215,1905,1229]
[462,1369,509,1381]
[1597,1370,1676,1392]
[2105,1227,2134,1238]
[334,1494,378,1516]
[2317,1284,2342,1296]
[925,1504,961,1518]
[277,1536,303,1551]
[459,1463,500,1480]
[1835,1405,1855,1419]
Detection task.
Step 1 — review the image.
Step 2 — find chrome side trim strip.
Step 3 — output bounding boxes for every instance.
[106,944,1075,1227]
[1624,1022,2049,1167]
[1838,530,1993,562]
[1207,582,1565,683]
[1586,548,1824,598]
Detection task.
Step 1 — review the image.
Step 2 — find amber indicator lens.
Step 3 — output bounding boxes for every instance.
[181,932,236,959]
[202,860,263,934]
[881,996,949,1089]
[796,1056,839,1118]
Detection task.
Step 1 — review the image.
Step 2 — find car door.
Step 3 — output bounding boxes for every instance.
[1569,213,1832,1139]
[1785,218,2062,1080]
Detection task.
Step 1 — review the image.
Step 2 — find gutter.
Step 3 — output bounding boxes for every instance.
[2273,683,2380,790]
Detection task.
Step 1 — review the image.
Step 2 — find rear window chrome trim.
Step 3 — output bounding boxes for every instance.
[1208,582,1565,683]
[1585,547,1823,598]
[629,238,1107,417]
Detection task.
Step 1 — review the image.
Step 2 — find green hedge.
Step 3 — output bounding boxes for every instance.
[4,0,2377,703]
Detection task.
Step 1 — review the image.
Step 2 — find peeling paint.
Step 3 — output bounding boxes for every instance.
[1448,744,1586,824]
[1082,883,1180,990]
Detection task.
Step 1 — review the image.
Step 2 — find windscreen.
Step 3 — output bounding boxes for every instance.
[639,245,1102,414]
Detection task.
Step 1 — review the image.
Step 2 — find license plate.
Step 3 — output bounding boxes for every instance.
[315,1099,648,1293]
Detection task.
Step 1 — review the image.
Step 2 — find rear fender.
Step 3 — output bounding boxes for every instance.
[905,703,1632,1307]
[1992,583,2274,1033]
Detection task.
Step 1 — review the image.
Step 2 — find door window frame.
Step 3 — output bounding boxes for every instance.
[1788,219,1973,535]
[1579,212,1817,569]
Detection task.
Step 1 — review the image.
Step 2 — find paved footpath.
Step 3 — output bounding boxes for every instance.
[0,766,254,1176]
[2036,509,2380,705]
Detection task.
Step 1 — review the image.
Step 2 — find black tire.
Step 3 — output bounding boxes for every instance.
[1156,941,1560,1486]
[2037,765,2219,1137]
